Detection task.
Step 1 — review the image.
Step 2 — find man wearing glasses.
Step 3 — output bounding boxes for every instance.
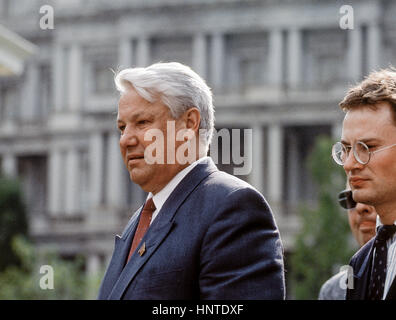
[331,68,396,300]
[319,189,377,300]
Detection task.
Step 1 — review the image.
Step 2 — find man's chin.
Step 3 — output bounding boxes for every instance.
[129,170,153,192]
[129,169,144,185]
[352,189,374,205]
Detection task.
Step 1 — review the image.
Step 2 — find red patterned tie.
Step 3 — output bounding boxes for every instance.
[127,198,156,262]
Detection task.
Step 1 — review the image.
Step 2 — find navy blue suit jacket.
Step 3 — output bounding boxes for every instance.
[347,236,396,300]
[98,158,285,300]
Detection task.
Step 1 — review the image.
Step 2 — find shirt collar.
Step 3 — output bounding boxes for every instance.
[147,156,209,213]
[376,215,396,232]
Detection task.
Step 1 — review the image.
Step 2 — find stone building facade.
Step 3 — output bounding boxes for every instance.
[0,0,395,284]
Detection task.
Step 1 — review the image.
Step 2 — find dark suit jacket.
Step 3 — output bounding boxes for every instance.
[97,158,285,300]
[347,237,396,300]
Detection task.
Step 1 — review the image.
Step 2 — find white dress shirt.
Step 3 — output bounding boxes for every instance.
[146,156,209,225]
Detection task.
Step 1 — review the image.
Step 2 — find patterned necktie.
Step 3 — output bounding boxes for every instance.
[368,225,396,300]
[126,198,156,263]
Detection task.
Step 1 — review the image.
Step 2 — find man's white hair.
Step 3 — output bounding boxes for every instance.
[114,62,215,152]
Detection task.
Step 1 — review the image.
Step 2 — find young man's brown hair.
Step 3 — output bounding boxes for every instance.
[339,68,396,124]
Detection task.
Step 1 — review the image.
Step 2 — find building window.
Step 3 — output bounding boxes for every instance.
[93,62,114,95]
[383,26,396,68]
[83,45,118,97]
[283,125,332,213]
[0,85,19,122]
[224,32,269,93]
[17,155,47,216]
[239,57,262,89]
[1,0,10,18]
[151,36,193,67]
[303,29,348,89]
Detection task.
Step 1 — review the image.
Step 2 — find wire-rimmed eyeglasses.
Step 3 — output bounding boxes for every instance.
[332,141,396,165]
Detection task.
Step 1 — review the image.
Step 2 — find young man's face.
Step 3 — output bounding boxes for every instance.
[341,102,396,221]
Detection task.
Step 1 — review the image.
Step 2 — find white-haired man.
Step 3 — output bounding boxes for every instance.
[98,62,285,300]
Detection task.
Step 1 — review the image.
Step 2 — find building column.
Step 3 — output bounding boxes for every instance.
[2,87,17,130]
[367,23,381,72]
[211,32,225,90]
[249,125,265,193]
[48,148,62,215]
[53,43,64,112]
[65,147,79,215]
[136,36,150,67]
[22,61,38,121]
[347,25,362,81]
[107,131,124,207]
[119,36,132,69]
[2,153,17,177]
[267,124,283,211]
[268,28,283,87]
[68,44,82,111]
[288,28,302,89]
[193,33,207,79]
[89,132,104,208]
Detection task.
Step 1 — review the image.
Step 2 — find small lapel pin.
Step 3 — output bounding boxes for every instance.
[138,242,146,256]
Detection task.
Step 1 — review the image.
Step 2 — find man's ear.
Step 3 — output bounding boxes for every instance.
[184,107,201,133]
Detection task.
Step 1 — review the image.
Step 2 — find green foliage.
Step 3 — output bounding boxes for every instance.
[290,136,355,299]
[0,176,28,271]
[0,176,102,299]
[0,236,103,299]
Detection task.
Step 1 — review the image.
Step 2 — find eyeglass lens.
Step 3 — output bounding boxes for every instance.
[332,141,371,165]
[354,141,370,164]
[332,142,345,165]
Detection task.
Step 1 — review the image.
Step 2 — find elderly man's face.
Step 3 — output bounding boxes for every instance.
[117,88,189,194]
[348,202,377,247]
[342,102,396,221]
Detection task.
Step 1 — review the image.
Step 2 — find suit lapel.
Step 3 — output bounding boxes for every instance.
[107,158,218,300]
[348,238,375,300]
[107,220,175,299]
[350,237,396,300]
[97,206,142,299]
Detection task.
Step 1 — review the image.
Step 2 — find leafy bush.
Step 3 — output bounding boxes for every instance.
[0,176,28,271]
[290,136,355,299]
[0,236,102,299]
[0,176,102,299]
